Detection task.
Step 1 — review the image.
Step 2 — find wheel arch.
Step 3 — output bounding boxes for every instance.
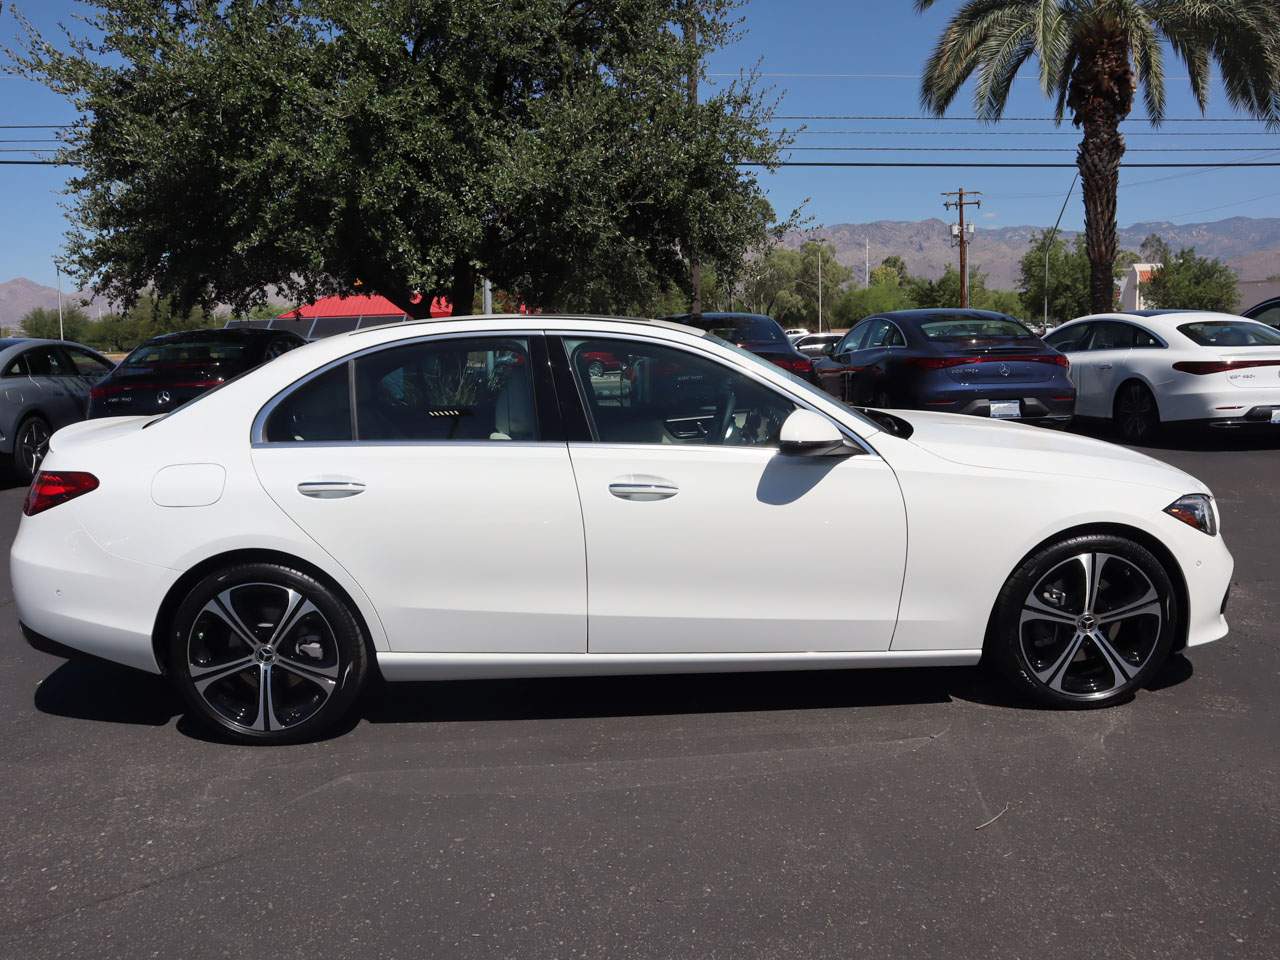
[986,521,1191,654]
[1112,375,1164,420]
[150,547,383,677]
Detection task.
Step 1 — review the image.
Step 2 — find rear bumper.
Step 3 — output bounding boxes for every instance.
[916,396,1076,425]
[11,508,175,674]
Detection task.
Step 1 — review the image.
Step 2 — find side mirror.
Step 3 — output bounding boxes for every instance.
[778,409,853,457]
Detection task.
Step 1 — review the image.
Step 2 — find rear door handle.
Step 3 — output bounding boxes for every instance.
[298,480,366,499]
[609,477,678,502]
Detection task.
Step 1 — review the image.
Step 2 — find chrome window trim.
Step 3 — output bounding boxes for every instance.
[251,329,541,447]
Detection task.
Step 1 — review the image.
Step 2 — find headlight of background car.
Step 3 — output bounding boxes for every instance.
[1164,494,1218,536]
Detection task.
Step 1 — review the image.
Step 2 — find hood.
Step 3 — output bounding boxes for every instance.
[893,410,1207,495]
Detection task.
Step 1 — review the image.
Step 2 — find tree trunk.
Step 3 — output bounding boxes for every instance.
[1069,29,1134,314]
[449,258,476,317]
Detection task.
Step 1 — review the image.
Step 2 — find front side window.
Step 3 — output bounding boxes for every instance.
[1249,304,1280,328]
[837,323,870,355]
[25,346,72,376]
[355,337,536,441]
[1177,321,1280,347]
[1087,321,1136,351]
[565,337,796,447]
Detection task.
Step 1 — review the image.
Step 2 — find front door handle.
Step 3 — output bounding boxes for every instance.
[298,480,366,499]
[609,477,679,502]
[1099,363,1113,370]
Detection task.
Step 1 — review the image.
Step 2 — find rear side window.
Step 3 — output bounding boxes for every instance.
[264,364,353,442]
[354,337,536,441]
[1249,304,1280,328]
[63,346,115,376]
[1177,321,1280,347]
[2,353,28,377]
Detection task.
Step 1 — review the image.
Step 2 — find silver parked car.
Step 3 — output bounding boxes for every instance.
[0,338,115,483]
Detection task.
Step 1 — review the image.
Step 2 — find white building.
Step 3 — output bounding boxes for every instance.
[1119,262,1161,312]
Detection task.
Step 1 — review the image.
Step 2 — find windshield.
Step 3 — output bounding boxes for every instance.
[919,316,1034,340]
[1177,321,1280,347]
[705,334,882,433]
[679,315,788,346]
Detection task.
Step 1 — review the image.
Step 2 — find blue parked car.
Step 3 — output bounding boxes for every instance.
[812,309,1075,427]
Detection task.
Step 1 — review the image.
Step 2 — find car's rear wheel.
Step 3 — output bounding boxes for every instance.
[587,359,607,378]
[168,562,369,744]
[12,414,51,485]
[988,533,1177,708]
[1114,381,1160,444]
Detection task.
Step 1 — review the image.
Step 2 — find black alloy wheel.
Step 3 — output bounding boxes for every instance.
[13,415,51,485]
[169,562,369,744]
[1114,381,1160,444]
[988,533,1177,708]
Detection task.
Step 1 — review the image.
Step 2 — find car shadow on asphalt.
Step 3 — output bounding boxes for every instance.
[29,654,1195,739]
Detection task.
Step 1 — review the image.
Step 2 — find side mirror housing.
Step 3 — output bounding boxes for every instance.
[778,409,854,457]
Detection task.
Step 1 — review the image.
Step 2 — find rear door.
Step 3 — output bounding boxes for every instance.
[251,332,588,654]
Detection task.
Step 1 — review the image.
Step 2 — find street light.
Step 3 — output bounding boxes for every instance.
[1044,173,1079,331]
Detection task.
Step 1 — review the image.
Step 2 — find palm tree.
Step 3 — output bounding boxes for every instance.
[915,1,1280,312]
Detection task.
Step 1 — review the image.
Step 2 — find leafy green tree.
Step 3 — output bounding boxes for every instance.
[1019,231,1092,325]
[915,0,1280,314]
[833,281,916,328]
[10,0,787,318]
[20,306,90,342]
[879,255,909,284]
[1145,248,1239,312]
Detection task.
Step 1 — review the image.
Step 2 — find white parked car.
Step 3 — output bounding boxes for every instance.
[13,315,1233,743]
[1045,311,1280,441]
[784,327,810,341]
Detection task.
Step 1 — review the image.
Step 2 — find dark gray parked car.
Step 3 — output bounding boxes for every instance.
[0,338,115,483]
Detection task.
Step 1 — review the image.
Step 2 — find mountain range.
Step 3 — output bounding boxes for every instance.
[788,215,1280,290]
[3,216,1280,326]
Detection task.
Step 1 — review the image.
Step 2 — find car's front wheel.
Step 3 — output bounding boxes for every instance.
[168,562,369,744]
[988,533,1178,708]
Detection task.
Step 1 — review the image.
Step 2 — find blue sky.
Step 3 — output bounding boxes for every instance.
[3,0,1280,287]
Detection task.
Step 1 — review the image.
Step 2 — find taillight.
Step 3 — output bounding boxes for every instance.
[23,471,99,516]
[771,356,813,375]
[1173,359,1280,375]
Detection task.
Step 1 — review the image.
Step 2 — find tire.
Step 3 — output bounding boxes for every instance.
[1114,381,1160,444]
[12,414,51,486]
[587,360,607,379]
[987,533,1178,709]
[167,562,370,744]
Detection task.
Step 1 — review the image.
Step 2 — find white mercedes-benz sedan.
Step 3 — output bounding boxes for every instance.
[12,315,1233,744]
[1045,311,1280,442]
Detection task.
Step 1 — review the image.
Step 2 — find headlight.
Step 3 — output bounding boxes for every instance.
[1164,494,1218,536]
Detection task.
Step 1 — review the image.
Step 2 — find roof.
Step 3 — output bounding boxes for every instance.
[1065,311,1251,330]
[276,293,451,320]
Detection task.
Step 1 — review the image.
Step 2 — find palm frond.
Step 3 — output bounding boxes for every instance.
[974,18,1038,120]
[919,0,1038,117]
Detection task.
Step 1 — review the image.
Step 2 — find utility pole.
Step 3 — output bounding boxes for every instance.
[865,238,870,288]
[943,189,981,308]
[817,242,823,333]
[685,10,702,317]
[54,260,65,340]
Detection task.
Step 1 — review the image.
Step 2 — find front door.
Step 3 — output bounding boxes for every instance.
[559,334,907,654]
[251,333,587,653]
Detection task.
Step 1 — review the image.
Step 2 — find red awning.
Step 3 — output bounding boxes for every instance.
[277,293,452,320]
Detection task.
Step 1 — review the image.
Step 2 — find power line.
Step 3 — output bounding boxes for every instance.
[785,128,1279,137]
[785,145,1280,152]
[1164,190,1280,221]
[744,161,1280,168]
[772,114,1274,123]
[0,124,71,129]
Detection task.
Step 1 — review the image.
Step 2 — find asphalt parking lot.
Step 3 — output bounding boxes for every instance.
[1,426,1277,960]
